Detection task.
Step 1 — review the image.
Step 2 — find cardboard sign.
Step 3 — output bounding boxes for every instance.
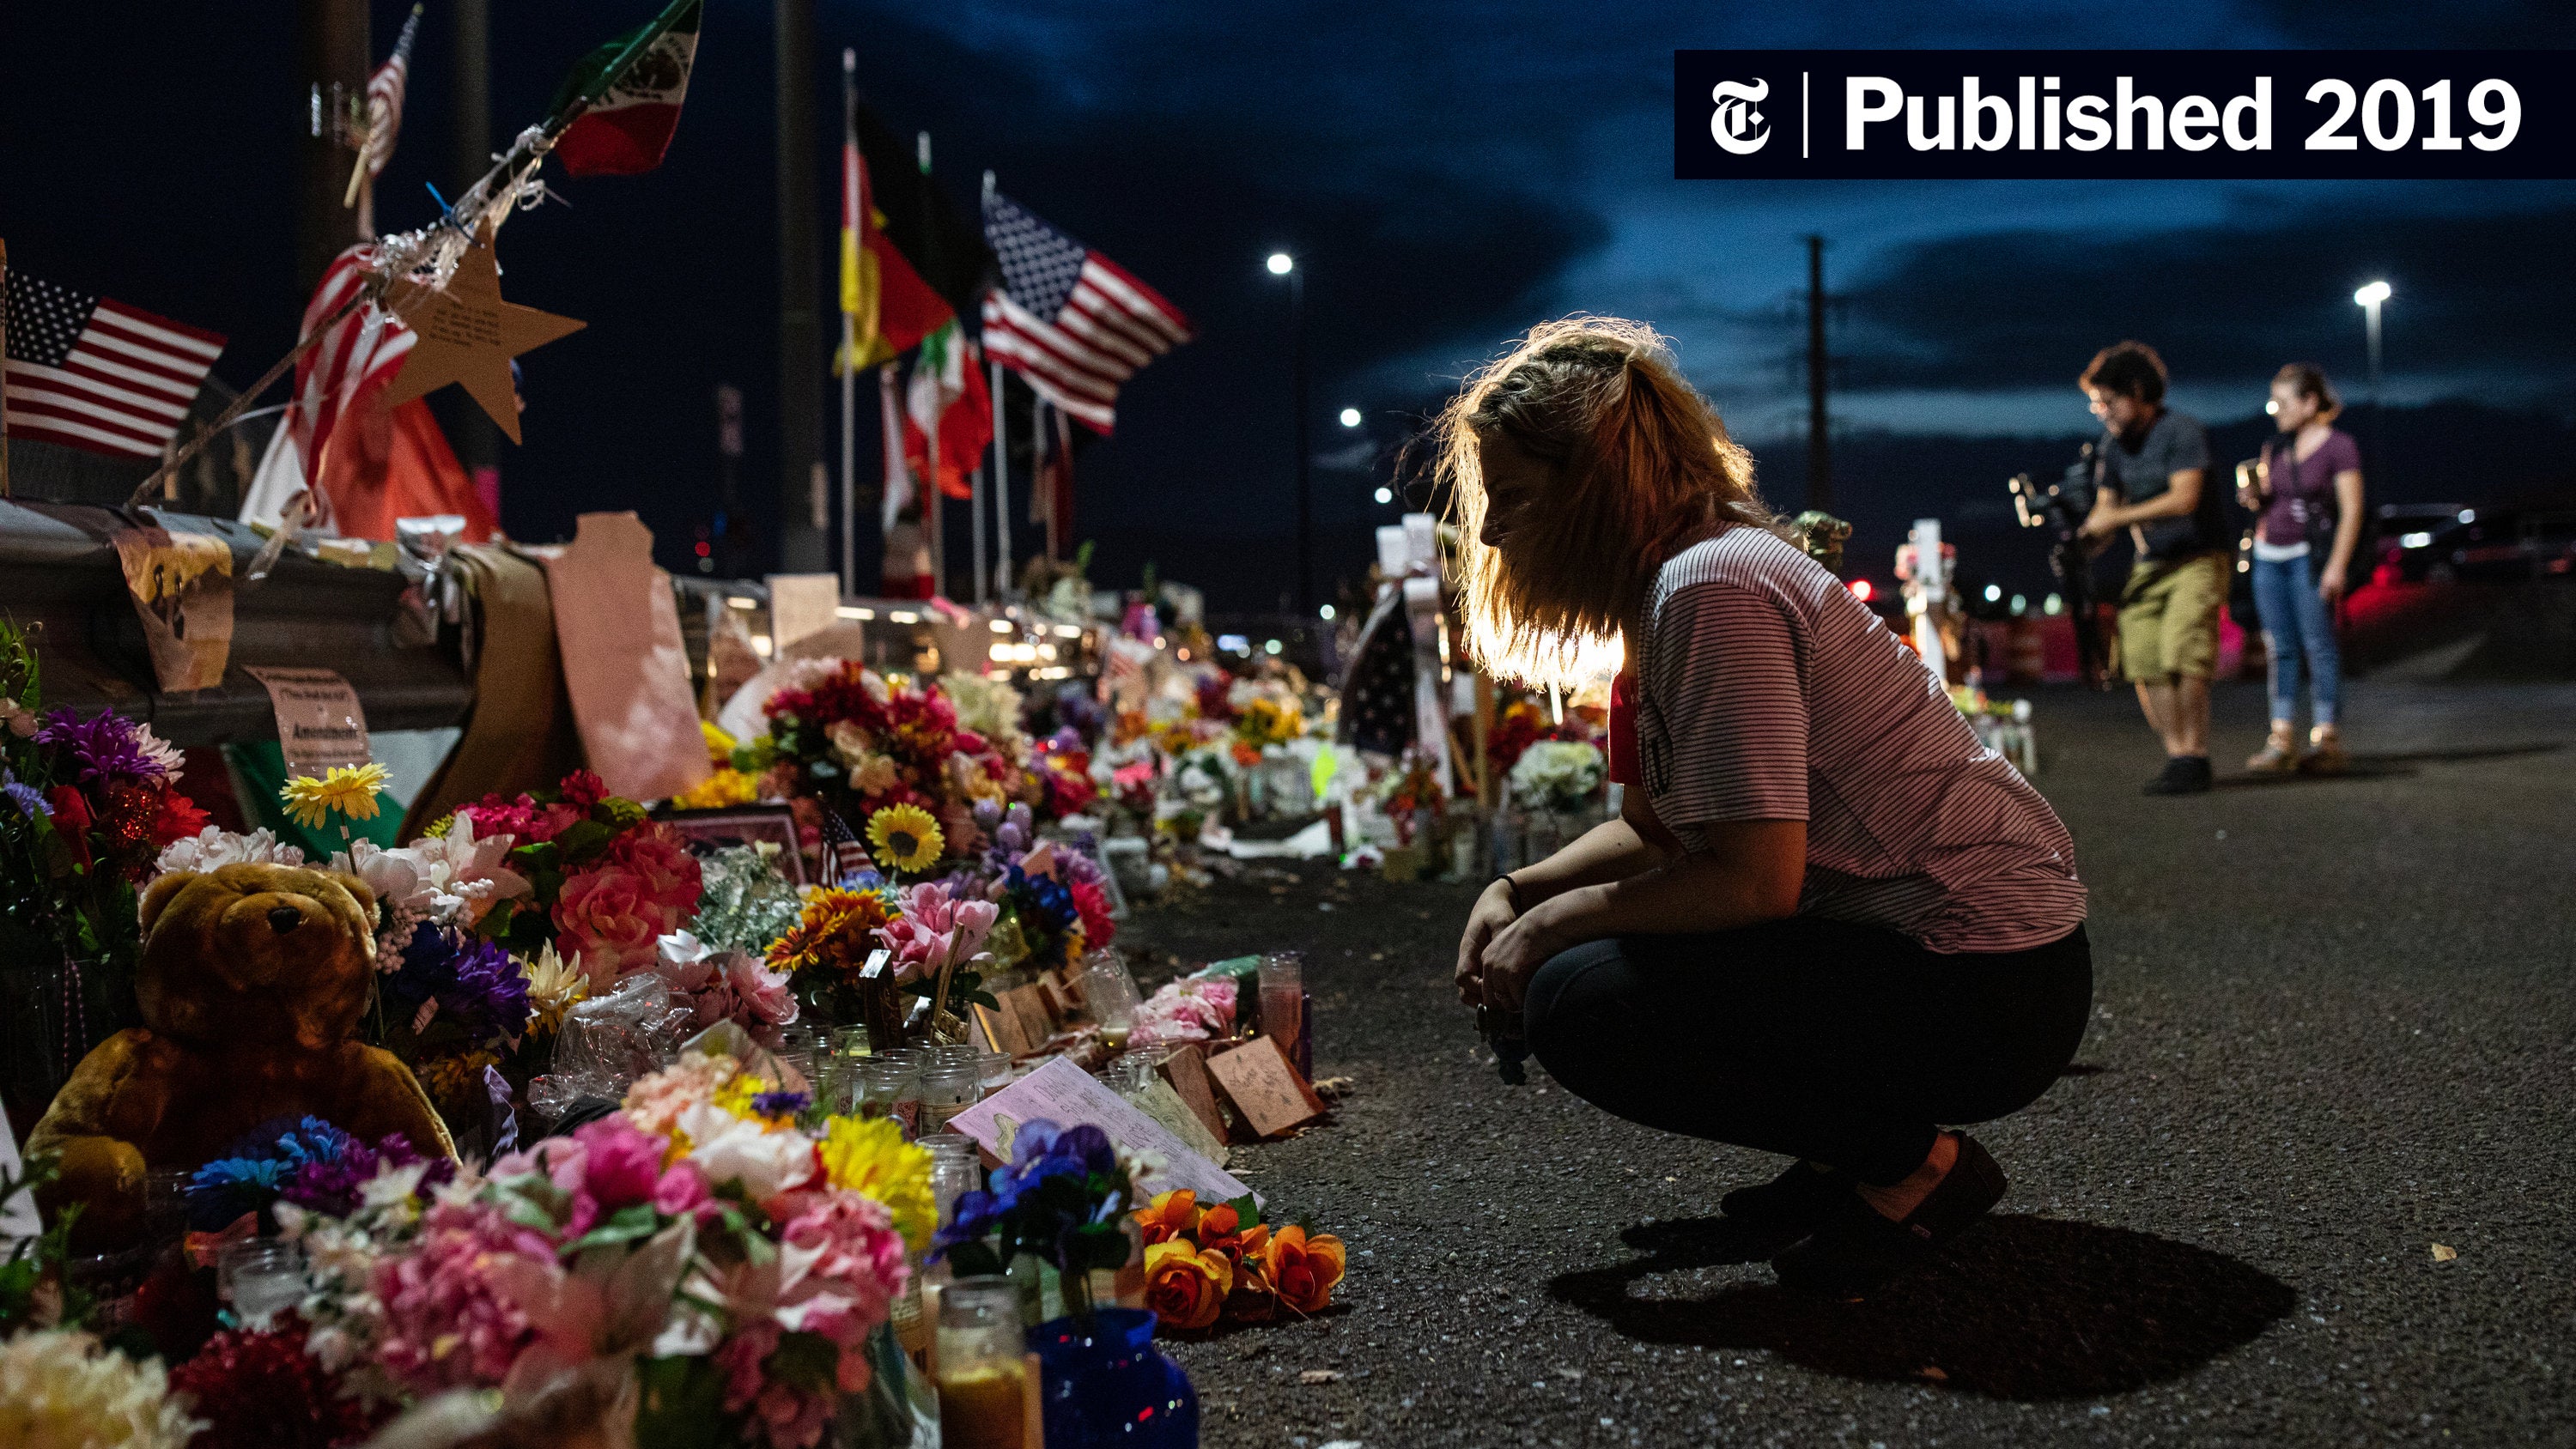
[114,527,234,692]
[765,573,840,653]
[976,1001,1032,1057]
[1133,1076,1229,1167]
[945,1056,1257,1207]
[246,666,371,775]
[1003,985,1054,1049]
[1206,1035,1328,1139]
[1153,1044,1231,1145]
[543,512,710,803]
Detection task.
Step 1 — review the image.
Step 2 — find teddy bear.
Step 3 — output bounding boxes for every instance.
[29,862,455,1251]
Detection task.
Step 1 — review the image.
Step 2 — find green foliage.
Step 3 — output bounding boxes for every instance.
[635,1354,732,1449]
[0,1155,94,1337]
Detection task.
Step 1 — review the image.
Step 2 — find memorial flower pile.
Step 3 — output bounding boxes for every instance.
[1132,1189,1346,1331]
[757,661,1047,871]
[448,768,704,985]
[258,1049,929,1449]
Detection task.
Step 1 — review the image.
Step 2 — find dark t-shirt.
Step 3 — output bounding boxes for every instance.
[2100,409,2223,562]
[2257,427,2361,548]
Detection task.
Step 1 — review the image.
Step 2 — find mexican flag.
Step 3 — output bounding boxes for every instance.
[903,321,992,503]
[550,0,702,177]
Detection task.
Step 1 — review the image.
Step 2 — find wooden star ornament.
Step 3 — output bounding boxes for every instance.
[381,237,585,443]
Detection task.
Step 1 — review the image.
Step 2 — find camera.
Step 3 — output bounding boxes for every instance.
[2008,445,2114,690]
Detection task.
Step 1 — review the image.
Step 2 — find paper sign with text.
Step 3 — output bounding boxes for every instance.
[1206,1035,1327,1139]
[246,666,371,776]
[945,1056,1258,1207]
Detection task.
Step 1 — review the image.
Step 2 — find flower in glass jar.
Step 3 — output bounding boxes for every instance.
[1143,1239,1234,1331]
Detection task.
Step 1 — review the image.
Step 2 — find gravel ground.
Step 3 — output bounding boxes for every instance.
[1116,679,2576,1449]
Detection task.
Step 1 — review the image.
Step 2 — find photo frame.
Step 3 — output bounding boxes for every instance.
[654,803,808,886]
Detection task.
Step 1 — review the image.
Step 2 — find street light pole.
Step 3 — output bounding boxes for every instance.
[2355,279,2391,492]
[1268,252,1311,615]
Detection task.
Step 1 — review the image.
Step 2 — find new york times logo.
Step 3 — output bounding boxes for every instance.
[1709,79,1771,155]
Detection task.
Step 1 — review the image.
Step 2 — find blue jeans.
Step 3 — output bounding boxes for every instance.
[2251,552,2341,726]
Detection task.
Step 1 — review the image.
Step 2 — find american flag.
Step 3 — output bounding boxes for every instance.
[3,273,226,459]
[289,246,413,494]
[362,3,422,179]
[981,191,1190,434]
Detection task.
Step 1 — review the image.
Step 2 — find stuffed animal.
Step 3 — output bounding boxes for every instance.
[28,863,455,1250]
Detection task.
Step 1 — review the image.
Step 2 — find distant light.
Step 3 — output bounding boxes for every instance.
[2265,398,2280,415]
[2010,593,2028,615]
[1339,408,1362,428]
[1176,647,1192,661]
[750,635,774,657]
[889,610,920,623]
[1152,635,1166,649]
[2043,593,2064,615]
[1373,486,1394,505]
[1983,584,2002,603]
[2354,280,2392,307]
[2400,531,2433,549]
[726,597,758,610]
[1849,579,1874,602]
[1264,639,1284,655]
[2458,509,2476,523]
[694,541,711,556]
[1218,634,1249,653]
[1319,603,1336,621]
[989,619,1013,633]
[1054,624,1083,639]
[1266,252,1294,276]
[836,605,875,621]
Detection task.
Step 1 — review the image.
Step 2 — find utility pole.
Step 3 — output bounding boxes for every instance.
[449,0,500,484]
[1804,233,1832,513]
[775,0,828,573]
[1291,266,1311,615]
[296,0,369,293]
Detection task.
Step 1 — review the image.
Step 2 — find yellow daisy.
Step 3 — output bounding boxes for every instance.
[865,803,945,873]
[278,762,390,828]
[519,944,588,1036]
[819,1115,938,1252]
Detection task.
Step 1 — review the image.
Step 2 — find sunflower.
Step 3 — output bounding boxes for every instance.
[278,762,390,828]
[865,803,945,872]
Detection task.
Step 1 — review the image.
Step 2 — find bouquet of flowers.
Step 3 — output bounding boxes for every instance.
[761,664,978,866]
[764,886,901,1024]
[932,1120,1139,1326]
[183,1115,454,1238]
[674,721,766,810]
[1508,738,1606,814]
[1127,976,1237,1049]
[1373,748,1447,846]
[274,1049,932,1449]
[448,769,703,986]
[0,1326,200,1449]
[1131,1190,1345,1331]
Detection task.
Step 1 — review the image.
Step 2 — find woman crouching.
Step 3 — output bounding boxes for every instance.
[1449,317,2093,1296]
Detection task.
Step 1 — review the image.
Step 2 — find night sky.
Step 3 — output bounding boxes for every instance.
[7,2,2573,606]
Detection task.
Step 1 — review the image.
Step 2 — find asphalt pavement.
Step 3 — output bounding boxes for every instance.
[1120,678,2576,1448]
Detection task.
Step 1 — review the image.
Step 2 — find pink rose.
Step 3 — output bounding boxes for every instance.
[554,866,662,985]
[611,823,705,920]
[652,1159,717,1220]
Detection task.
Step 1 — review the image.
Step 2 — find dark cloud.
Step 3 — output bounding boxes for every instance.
[1839,202,2576,401]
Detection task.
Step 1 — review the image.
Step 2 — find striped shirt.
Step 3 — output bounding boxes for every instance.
[1634,525,2086,953]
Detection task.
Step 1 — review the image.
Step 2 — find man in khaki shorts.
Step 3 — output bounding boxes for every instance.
[2076,342,2229,795]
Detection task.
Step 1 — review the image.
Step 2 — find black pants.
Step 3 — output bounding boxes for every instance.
[1522,919,2092,1185]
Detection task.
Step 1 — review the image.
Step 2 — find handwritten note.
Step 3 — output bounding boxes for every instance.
[945,1057,1257,1207]
[1155,1044,1231,1144]
[1206,1035,1327,1139]
[246,666,370,776]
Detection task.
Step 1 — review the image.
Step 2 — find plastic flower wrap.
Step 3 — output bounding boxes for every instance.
[1127,1189,1345,1331]
[0,1328,201,1449]
[655,930,799,1035]
[526,974,696,1124]
[1509,738,1606,813]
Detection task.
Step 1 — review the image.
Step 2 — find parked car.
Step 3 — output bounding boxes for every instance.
[2376,503,2576,584]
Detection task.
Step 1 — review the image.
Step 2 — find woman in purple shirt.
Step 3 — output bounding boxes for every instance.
[2239,364,2364,773]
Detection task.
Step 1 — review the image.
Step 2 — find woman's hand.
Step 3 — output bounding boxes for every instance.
[1472,895,1580,1015]
[2318,561,2348,604]
[1454,877,1518,1009]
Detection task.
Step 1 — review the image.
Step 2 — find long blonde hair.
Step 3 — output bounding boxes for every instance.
[1435,316,1770,684]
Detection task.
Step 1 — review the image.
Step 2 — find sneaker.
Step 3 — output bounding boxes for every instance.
[2302,731,2348,776]
[2245,733,2301,773]
[1771,1134,2009,1298]
[2142,755,2213,795]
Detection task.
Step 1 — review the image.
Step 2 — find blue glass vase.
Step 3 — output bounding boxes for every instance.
[1026,1308,1199,1447]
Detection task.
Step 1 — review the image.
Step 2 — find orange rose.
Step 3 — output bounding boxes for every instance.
[1258,1225,1346,1315]
[1135,1190,1199,1247]
[1144,1240,1234,1331]
[1194,1203,1245,1256]
[1221,1224,1276,1323]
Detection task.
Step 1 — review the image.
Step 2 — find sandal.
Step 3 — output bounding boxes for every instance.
[1771,1134,2008,1297]
[2245,731,2301,773]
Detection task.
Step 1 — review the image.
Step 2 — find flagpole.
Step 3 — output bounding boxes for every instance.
[969,462,986,605]
[990,342,1011,599]
[1042,398,1060,564]
[929,400,945,601]
[837,48,857,599]
[0,239,11,500]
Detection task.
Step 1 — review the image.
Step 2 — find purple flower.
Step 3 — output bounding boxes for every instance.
[0,769,46,822]
[750,1089,811,1118]
[33,708,157,785]
[389,926,532,1043]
